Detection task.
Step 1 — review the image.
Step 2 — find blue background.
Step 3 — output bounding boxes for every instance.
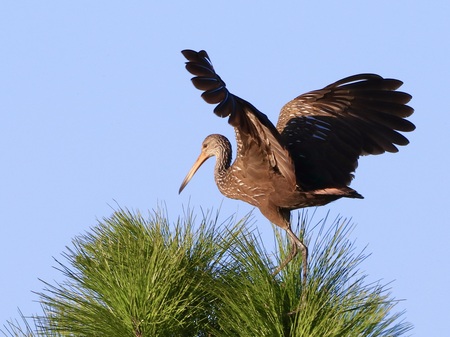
[1,2,447,335]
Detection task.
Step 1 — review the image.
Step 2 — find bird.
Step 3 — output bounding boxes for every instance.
[178,49,414,280]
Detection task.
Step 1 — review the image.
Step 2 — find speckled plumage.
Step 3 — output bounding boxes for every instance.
[179,50,415,278]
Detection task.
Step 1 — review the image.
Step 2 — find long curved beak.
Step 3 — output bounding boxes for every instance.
[179,151,210,194]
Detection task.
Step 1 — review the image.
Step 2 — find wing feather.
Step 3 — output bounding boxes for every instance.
[182,49,296,189]
[276,74,415,189]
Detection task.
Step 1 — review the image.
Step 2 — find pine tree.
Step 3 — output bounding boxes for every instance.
[2,207,411,337]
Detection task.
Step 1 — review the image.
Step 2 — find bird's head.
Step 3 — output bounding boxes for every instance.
[179,134,230,194]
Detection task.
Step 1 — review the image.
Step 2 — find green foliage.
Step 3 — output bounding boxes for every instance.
[2,208,411,337]
[211,212,411,336]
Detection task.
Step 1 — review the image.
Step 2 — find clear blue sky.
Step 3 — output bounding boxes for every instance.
[0,2,448,335]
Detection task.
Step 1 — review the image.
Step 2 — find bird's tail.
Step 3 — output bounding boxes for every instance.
[313,187,364,199]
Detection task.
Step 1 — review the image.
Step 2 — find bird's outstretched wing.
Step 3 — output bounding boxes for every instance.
[276,74,415,190]
[182,49,296,188]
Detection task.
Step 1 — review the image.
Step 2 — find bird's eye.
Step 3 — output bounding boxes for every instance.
[202,143,207,148]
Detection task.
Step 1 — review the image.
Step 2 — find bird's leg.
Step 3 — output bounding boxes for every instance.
[272,239,298,276]
[272,226,309,312]
[269,208,309,280]
[286,226,308,282]
[260,206,308,281]
[272,227,308,280]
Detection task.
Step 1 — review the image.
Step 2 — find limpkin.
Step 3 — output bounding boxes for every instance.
[179,49,414,279]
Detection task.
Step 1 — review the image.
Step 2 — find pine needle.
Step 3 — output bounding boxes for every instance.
[1,207,412,337]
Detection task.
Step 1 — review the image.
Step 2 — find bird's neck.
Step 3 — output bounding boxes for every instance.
[214,138,232,180]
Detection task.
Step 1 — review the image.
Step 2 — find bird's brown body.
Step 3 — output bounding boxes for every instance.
[179,50,414,278]
[210,133,350,217]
